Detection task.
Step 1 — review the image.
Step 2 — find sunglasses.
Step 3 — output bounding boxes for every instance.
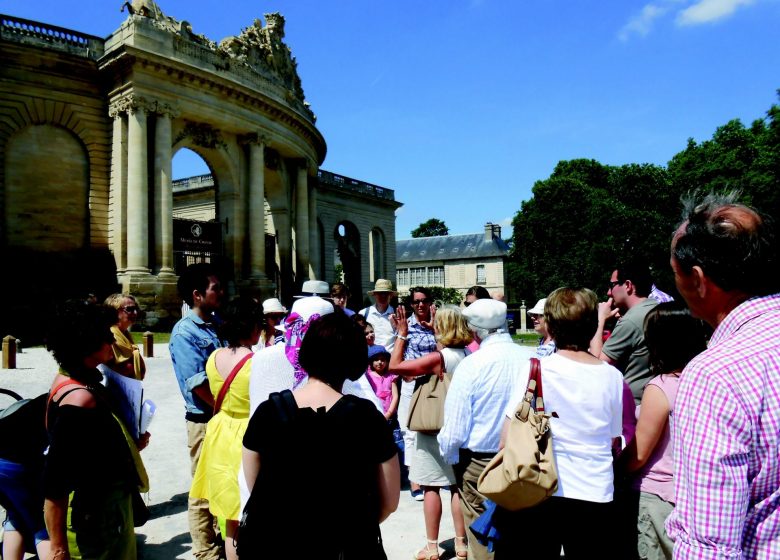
[411,298,431,305]
[121,306,140,314]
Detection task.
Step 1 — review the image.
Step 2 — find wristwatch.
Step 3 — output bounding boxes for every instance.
[396,334,407,340]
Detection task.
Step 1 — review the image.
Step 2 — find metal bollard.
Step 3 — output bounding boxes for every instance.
[2,335,17,369]
[143,332,154,358]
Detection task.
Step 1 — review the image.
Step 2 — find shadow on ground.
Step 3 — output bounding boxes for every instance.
[148,491,188,520]
[137,531,190,559]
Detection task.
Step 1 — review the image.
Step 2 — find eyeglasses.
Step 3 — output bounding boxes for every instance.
[412,298,431,305]
[608,280,624,289]
[121,306,140,314]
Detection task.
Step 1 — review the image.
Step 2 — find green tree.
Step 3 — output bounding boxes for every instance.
[507,159,676,305]
[411,218,449,238]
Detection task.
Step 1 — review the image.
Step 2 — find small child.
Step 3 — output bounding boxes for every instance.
[364,322,376,346]
[365,345,403,452]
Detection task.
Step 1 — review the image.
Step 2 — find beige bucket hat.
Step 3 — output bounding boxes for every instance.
[367,278,397,295]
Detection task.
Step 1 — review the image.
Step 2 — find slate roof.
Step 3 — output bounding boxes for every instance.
[396,233,510,264]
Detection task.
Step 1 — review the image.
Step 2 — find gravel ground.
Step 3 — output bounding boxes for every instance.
[1,346,459,560]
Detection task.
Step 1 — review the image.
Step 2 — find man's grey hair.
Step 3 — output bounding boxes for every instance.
[674,190,777,295]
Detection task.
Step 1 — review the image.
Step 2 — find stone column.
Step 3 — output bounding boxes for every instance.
[108,102,128,272]
[308,179,319,280]
[154,103,178,276]
[126,99,150,274]
[295,159,310,282]
[248,136,267,279]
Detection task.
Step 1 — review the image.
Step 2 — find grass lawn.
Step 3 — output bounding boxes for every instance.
[513,332,539,346]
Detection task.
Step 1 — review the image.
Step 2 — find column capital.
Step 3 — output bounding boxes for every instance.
[240,132,270,146]
[295,157,316,172]
[109,94,156,118]
[153,101,181,119]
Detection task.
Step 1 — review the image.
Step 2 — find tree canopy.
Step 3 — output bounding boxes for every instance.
[506,92,780,305]
[411,218,449,238]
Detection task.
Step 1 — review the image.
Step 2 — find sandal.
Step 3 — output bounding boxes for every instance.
[454,536,468,558]
[414,539,440,560]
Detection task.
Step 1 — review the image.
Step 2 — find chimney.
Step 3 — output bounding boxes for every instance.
[484,222,501,242]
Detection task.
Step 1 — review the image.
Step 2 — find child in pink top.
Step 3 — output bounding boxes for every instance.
[365,345,398,419]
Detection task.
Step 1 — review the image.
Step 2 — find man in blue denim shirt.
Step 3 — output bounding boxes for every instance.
[170,263,225,560]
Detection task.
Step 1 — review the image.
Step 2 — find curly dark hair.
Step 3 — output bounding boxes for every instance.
[217,297,263,348]
[673,192,778,296]
[298,313,367,387]
[46,300,116,379]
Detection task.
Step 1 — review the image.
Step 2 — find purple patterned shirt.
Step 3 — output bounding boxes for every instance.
[666,293,780,559]
[404,314,436,360]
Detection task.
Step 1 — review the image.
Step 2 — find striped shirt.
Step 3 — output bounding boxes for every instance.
[437,333,535,464]
[666,293,780,559]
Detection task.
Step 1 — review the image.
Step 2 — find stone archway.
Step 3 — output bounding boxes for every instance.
[335,220,361,309]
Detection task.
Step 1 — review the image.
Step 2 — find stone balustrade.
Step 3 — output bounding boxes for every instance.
[0,14,104,59]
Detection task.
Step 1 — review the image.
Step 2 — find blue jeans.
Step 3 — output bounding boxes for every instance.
[0,458,49,545]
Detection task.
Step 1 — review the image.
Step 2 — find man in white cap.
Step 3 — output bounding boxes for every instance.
[359,279,397,351]
[438,299,535,560]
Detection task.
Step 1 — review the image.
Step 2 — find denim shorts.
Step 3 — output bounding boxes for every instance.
[0,458,49,545]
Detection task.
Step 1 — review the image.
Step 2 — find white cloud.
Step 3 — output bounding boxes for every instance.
[676,0,755,25]
[618,3,672,41]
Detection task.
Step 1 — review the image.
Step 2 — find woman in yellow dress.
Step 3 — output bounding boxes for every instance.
[190,297,261,560]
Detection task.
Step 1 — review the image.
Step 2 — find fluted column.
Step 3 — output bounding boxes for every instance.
[154,103,178,276]
[248,137,267,279]
[295,159,310,282]
[108,103,128,272]
[126,101,150,274]
[308,176,319,279]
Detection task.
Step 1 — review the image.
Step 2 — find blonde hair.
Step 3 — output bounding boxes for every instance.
[435,304,473,348]
[104,293,136,310]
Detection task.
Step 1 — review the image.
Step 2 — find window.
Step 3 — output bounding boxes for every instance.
[410,267,426,285]
[397,268,409,287]
[476,264,486,284]
[428,266,444,285]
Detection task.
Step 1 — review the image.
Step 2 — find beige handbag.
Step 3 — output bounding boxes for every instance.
[406,351,450,434]
[477,357,558,511]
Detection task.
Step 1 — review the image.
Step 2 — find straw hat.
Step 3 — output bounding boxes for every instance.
[295,280,330,298]
[367,278,396,295]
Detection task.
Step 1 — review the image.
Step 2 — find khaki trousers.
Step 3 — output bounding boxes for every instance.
[454,450,496,560]
[187,420,223,560]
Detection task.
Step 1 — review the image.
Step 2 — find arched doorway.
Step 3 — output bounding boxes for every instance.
[335,221,361,309]
[171,148,223,274]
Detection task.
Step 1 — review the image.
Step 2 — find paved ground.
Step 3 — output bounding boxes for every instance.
[1,346,459,560]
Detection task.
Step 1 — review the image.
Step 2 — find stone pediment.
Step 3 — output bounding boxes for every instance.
[120,2,309,118]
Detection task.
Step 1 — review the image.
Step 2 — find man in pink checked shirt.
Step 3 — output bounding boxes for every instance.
[666,192,780,559]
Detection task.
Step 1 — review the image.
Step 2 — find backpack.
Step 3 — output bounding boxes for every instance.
[0,392,48,465]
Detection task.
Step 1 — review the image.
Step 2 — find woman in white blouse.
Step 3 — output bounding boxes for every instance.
[496,288,624,560]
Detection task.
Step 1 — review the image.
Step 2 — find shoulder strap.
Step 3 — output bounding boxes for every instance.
[363,306,370,320]
[214,352,253,414]
[46,379,88,430]
[517,358,544,422]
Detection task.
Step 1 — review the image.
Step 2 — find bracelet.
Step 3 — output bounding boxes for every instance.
[396,334,407,340]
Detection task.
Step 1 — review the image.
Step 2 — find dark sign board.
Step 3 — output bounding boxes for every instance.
[173,219,222,252]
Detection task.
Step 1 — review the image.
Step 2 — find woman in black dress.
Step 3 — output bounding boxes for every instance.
[241,312,400,559]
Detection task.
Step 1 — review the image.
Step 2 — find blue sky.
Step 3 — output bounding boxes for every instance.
[7,0,779,237]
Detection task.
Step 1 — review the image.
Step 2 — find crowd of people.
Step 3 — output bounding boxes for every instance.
[1,192,778,560]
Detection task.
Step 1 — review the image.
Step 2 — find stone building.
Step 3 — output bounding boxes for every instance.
[0,4,400,338]
[395,223,509,300]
